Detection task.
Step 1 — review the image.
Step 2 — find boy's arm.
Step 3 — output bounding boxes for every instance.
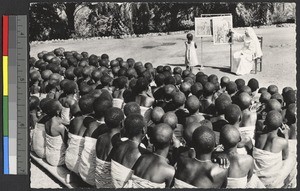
[58,124,69,146]
[281,139,289,160]
[247,157,254,182]
[165,167,175,188]
[221,175,228,188]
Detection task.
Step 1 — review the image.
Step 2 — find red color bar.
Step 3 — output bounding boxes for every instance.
[3,16,8,56]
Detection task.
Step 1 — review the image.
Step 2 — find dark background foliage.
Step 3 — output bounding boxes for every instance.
[29,2,296,41]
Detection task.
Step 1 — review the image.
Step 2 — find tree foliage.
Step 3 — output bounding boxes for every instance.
[29,2,295,41]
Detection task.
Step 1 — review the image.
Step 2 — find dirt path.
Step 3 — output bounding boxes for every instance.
[30,26,296,91]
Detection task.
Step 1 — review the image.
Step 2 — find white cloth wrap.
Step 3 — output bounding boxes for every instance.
[78,136,97,186]
[140,106,150,117]
[253,147,296,188]
[173,178,196,188]
[95,158,113,188]
[246,173,266,188]
[110,159,133,188]
[65,132,85,174]
[124,174,165,188]
[284,139,297,188]
[45,133,66,166]
[61,107,71,125]
[239,126,255,144]
[226,176,247,188]
[32,123,46,158]
[39,93,47,100]
[113,98,124,109]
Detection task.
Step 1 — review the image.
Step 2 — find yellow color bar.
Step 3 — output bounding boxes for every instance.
[3,56,8,96]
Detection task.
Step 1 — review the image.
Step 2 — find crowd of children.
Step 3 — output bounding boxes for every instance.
[29,47,297,188]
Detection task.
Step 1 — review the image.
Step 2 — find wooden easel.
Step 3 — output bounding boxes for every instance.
[200,37,203,66]
[230,42,232,69]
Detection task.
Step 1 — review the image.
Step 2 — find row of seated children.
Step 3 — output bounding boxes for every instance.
[29,48,297,188]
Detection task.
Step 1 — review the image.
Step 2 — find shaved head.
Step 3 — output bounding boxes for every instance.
[265,110,283,131]
[259,92,271,103]
[282,87,293,96]
[268,85,278,95]
[174,74,182,85]
[196,74,208,86]
[164,76,176,85]
[161,112,178,129]
[172,91,186,107]
[208,74,218,84]
[248,78,259,92]
[164,84,176,97]
[63,80,78,95]
[124,114,146,138]
[226,81,237,95]
[191,82,203,97]
[235,78,245,90]
[203,82,215,97]
[271,93,283,104]
[45,99,62,116]
[183,122,200,147]
[29,96,40,111]
[93,97,113,117]
[155,73,165,87]
[199,120,213,130]
[237,92,252,110]
[215,94,232,115]
[239,85,252,95]
[283,90,296,105]
[151,107,165,124]
[286,103,296,124]
[105,107,124,128]
[220,76,230,88]
[78,95,95,114]
[258,87,267,94]
[192,126,215,154]
[180,82,192,95]
[150,123,173,149]
[123,102,141,116]
[225,104,242,125]
[185,95,201,114]
[220,124,241,149]
[266,99,282,112]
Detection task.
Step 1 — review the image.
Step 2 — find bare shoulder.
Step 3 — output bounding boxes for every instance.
[88,120,99,128]
[238,154,253,167]
[97,132,108,140]
[273,136,288,147]
[211,163,228,179]
[177,156,193,169]
[161,161,175,179]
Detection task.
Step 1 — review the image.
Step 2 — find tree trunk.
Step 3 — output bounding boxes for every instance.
[65,3,77,36]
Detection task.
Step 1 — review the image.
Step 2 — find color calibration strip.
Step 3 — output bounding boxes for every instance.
[16,15,28,175]
[3,15,9,174]
[2,15,27,175]
[8,16,18,174]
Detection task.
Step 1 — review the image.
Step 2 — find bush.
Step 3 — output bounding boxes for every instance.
[29,2,295,41]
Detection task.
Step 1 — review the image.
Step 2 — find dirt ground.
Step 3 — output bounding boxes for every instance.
[29,25,296,188]
[30,161,63,188]
[30,25,296,92]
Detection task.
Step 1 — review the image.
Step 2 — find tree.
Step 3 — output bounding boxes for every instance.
[29,3,68,41]
[65,3,77,36]
[132,3,151,34]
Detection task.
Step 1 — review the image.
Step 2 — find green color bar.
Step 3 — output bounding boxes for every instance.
[3,96,8,136]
